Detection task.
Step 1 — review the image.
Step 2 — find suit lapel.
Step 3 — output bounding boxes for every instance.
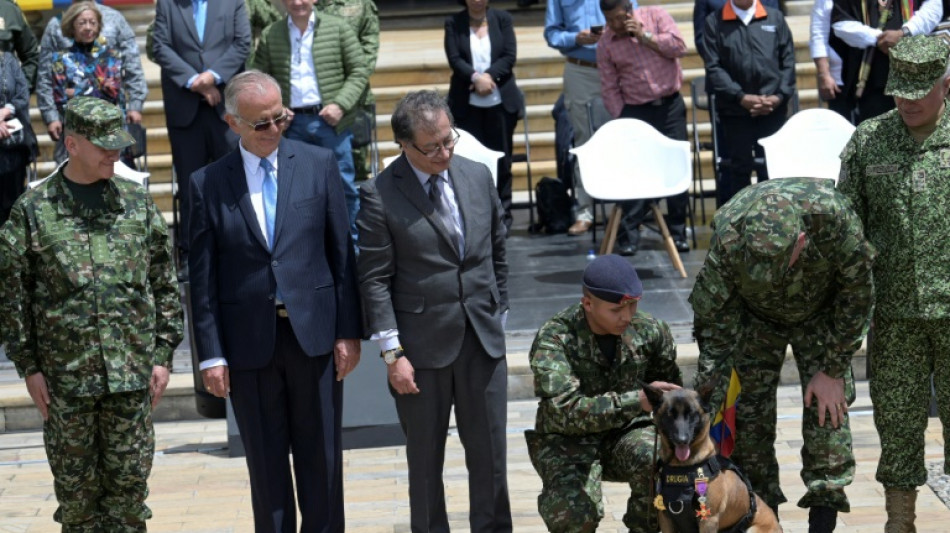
[392,155,461,259]
[178,0,200,47]
[448,159,476,245]
[224,150,270,251]
[272,139,296,249]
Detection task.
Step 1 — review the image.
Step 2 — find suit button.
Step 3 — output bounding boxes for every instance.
[272,260,279,267]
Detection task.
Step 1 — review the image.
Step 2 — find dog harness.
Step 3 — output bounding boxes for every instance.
[653,455,757,533]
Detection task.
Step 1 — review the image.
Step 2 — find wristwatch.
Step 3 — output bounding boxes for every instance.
[382,346,405,365]
[901,26,911,38]
[641,31,654,41]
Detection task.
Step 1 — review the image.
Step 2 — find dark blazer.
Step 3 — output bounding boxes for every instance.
[188,138,362,370]
[151,0,251,128]
[444,7,522,120]
[357,153,508,368]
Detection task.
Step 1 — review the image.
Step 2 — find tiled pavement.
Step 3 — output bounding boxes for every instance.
[1,381,949,532]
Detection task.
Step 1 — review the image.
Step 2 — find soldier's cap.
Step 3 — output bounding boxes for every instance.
[885,35,950,99]
[582,254,642,304]
[64,97,135,150]
[741,194,801,258]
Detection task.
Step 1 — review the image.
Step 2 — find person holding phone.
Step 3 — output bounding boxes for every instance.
[596,0,690,255]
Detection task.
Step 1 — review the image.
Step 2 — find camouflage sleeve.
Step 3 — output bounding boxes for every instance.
[836,132,867,228]
[822,201,875,378]
[114,15,148,112]
[529,325,642,435]
[357,0,380,70]
[145,197,184,368]
[0,204,38,378]
[689,235,743,393]
[642,319,684,386]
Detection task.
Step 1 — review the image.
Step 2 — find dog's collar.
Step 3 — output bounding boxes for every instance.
[654,455,758,533]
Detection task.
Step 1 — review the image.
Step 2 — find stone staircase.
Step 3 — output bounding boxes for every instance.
[26,0,825,220]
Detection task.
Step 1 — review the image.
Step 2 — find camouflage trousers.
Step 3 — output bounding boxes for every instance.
[727,313,856,513]
[871,318,950,489]
[526,422,659,533]
[44,389,154,532]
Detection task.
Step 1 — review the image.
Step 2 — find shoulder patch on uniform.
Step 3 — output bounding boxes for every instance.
[940,149,950,168]
[866,164,899,175]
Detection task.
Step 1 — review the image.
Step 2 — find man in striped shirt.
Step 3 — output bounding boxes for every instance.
[597,0,690,255]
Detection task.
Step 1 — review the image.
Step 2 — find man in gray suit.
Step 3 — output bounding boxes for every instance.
[151,0,251,265]
[357,90,512,533]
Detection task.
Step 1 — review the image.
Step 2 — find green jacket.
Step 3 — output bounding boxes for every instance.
[839,104,950,322]
[251,10,369,133]
[0,169,184,397]
[315,0,379,106]
[690,178,875,381]
[529,303,682,436]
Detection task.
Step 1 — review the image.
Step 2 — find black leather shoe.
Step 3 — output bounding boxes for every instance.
[674,239,689,253]
[617,243,638,256]
[808,506,837,533]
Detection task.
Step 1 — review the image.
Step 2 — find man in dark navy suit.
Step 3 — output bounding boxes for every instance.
[188,70,362,533]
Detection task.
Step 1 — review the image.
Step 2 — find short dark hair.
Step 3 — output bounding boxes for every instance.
[600,0,631,12]
[390,90,454,144]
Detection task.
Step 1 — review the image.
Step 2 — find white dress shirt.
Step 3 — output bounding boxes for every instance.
[469,30,502,108]
[288,14,322,108]
[730,0,757,26]
[832,0,943,47]
[810,0,844,86]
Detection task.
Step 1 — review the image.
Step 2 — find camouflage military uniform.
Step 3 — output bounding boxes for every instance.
[315,0,379,181]
[690,178,875,512]
[245,0,282,47]
[838,42,950,490]
[0,0,39,91]
[0,99,184,532]
[527,304,683,532]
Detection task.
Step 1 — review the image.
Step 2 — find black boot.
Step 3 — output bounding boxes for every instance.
[808,506,837,533]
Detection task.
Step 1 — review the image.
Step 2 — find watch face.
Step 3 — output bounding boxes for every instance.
[384,351,396,364]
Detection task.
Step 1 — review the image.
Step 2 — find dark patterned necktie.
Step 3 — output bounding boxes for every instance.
[428,174,461,255]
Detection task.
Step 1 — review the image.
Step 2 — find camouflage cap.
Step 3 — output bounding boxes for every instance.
[583,254,642,303]
[740,193,801,259]
[885,35,950,99]
[64,97,135,150]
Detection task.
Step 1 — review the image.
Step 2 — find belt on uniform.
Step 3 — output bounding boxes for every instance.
[631,93,680,107]
[290,104,323,114]
[276,304,290,318]
[565,57,597,69]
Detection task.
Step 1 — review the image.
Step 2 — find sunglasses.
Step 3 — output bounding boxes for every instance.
[237,112,291,132]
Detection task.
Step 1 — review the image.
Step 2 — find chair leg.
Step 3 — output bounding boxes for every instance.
[599,204,622,256]
[652,203,687,278]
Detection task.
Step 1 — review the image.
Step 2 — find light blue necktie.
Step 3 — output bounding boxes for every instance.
[192,0,206,44]
[260,158,277,250]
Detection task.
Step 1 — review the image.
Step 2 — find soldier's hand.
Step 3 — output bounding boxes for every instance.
[638,381,680,412]
[25,372,51,421]
[201,365,230,398]
[150,365,171,408]
[804,371,847,428]
[388,356,419,395]
[334,338,361,381]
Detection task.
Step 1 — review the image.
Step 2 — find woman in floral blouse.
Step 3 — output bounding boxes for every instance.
[37,0,135,163]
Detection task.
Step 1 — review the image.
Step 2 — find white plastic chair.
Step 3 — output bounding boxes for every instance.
[570,118,692,278]
[757,108,855,183]
[382,128,503,186]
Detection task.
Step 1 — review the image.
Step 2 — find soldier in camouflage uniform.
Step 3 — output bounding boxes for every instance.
[0,97,184,533]
[838,35,950,533]
[0,0,40,91]
[689,177,875,532]
[314,0,379,181]
[526,255,683,533]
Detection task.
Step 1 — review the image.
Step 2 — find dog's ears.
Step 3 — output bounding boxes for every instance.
[694,372,721,412]
[639,380,665,412]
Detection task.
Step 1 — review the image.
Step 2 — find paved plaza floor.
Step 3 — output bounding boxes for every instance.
[2,381,949,532]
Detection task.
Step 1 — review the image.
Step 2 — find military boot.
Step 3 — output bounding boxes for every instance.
[808,506,837,532]
[884,488,917,533]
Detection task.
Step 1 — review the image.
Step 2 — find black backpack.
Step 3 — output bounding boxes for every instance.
[532,177,572,234]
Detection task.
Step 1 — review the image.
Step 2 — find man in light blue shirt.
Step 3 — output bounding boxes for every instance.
[544,0,610,236]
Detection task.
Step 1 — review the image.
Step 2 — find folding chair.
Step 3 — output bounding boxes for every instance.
[689,76,715,223]
[510,88,536,227]
[571,118,692,278]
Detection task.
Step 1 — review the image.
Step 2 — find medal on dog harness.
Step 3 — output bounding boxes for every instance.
[654,456,758,533]
[695,470,711,520]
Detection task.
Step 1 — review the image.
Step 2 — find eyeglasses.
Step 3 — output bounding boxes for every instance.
[410,129,461,158]
[238,112,291,132]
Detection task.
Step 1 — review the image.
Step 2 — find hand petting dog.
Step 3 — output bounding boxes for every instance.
[803,371,848,428]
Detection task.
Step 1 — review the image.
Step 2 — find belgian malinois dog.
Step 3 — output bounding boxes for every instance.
[642,382,782,533]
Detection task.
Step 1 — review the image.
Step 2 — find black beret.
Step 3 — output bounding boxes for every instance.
[582,254,643,303]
